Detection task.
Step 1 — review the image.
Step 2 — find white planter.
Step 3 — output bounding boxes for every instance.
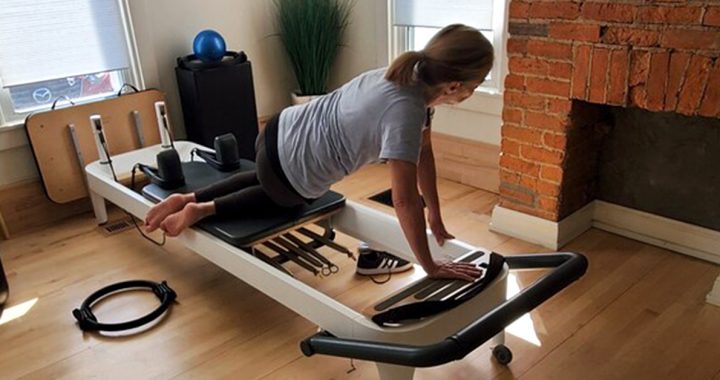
[291,92,322,105]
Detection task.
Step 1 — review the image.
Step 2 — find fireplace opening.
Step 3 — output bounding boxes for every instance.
[571,100,720,231]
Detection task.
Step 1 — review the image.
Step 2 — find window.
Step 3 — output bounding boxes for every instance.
[390,0,507,94]
[0,0,141,127]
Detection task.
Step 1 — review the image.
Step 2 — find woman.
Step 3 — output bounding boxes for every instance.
[145,24,493,281]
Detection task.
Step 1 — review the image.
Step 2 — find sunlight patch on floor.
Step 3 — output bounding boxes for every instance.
[0,298,38,325]
[505,273,541,346]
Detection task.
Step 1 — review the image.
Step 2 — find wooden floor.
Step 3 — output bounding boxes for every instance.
[1,163,719,380]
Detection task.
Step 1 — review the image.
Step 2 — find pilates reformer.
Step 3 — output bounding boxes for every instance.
[85,140,587,380]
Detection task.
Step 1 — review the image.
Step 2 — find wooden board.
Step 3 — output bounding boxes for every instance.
[25,89,165,203]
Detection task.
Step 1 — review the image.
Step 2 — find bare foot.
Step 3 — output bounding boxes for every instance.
[159,202,214,237]
[145,193,193,232]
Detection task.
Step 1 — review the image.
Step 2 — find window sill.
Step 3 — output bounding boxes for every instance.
[0,122,29,151]
[440,89,503,116]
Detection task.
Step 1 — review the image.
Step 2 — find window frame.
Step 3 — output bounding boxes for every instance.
[0,0,144,129]
[388,0,508,111]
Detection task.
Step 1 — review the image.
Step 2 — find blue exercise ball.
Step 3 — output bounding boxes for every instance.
[193,29,226,62]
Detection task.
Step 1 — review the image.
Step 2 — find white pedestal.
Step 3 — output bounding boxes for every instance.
[707,275,720,306]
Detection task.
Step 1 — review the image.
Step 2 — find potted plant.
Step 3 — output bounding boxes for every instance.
[275,0,354,104]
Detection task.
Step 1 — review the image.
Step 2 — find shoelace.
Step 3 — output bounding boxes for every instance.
[369,256,396,285]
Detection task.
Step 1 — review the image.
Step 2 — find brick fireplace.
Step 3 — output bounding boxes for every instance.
[492,0,720,253]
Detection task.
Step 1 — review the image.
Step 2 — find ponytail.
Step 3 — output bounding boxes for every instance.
[385,24,494,89]
[385,51,424,86]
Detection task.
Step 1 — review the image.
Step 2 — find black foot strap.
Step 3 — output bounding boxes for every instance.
[72,280,177,332]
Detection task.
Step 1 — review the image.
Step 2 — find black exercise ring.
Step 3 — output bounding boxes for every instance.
[72,280,177,332]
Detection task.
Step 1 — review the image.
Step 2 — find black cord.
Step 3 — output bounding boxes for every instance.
[100,142,166,246]
[346,358,356,374]
[51,95,76,110]
[161,113,175,150]
[369,270,392,285]
[117,83,140,96]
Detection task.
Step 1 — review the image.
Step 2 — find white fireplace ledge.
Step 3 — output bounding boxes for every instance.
[707,278,720,307]
[490,201,720,306]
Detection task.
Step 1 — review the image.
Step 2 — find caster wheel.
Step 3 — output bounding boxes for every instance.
[492,344,513,365]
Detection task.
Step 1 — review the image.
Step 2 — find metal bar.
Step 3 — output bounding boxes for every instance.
[132,110,146,148]
[283,232,335,267]
[68,124,85,167]
[68,124,88,187]
[273,236,324,268]
[263,241,319,276]
[298,227,352,256]
[251,247,294,277]
[426,280,473,302]
[414,279,455,300]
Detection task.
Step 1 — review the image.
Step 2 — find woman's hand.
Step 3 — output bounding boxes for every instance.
[428,212,455,246]
[425,261,482,281]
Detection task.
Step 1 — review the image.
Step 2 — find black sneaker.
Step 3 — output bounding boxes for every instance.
[356,247,413,276]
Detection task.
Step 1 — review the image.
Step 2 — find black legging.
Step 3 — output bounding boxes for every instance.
[194,113,308,217]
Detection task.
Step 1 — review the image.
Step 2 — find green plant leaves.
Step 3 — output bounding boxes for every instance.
[275,0,354,96]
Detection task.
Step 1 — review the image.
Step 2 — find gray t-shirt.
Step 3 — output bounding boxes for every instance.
[277,68,427,199]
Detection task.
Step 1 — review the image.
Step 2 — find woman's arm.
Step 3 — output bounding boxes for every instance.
[389,159,480,281]
[417,128,454,246]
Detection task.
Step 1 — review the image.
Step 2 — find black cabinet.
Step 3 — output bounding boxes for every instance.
[176,52,259,160]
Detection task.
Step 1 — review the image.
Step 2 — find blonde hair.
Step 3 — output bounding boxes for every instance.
[386,24,494,88]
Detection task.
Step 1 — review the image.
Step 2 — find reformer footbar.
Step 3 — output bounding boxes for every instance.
[85,141,588,380]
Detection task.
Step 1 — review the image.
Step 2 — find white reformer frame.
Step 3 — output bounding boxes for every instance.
[86,141,509,380]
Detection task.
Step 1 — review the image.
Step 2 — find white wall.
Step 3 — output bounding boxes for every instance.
[129,0,295,137]
[434,93,503,145]
[130,0,387,136]
[0,129,37,187]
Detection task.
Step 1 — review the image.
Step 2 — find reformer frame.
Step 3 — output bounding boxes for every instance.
[85,141,587,380]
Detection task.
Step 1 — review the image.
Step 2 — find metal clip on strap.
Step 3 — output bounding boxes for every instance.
[72,280,177,332]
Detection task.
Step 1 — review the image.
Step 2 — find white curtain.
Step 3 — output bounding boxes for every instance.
[0,0,130,87]
[393,0,494,30]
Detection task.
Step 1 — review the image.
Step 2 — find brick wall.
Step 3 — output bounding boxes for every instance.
[501,0,720,221]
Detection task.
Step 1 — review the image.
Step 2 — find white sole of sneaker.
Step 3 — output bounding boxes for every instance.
[356,265,413,276]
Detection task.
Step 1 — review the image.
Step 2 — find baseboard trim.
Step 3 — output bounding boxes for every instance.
[491,201,720,263]
[594,201,720,265]
[491,200,720,304]
[0,179,91,237]
[489,202,593,250]
[707,277,720,306]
